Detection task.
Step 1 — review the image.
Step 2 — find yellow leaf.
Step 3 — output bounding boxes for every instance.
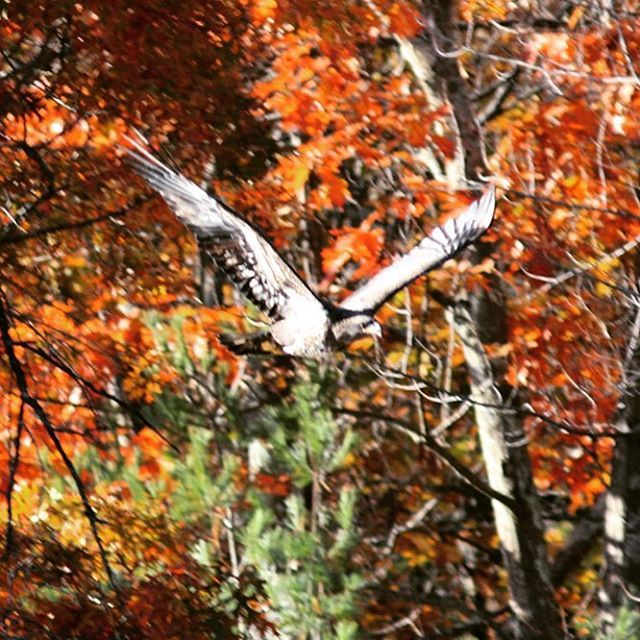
[567,5,585,29]
[549,208,571,230]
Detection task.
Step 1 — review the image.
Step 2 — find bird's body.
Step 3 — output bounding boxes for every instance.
[124,140,496,358]
[271,291,332,357]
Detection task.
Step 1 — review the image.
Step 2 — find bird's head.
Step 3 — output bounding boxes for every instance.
[362,318,382,339]
[331,313,381,344]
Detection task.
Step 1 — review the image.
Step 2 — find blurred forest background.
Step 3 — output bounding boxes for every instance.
[2,0,640,638]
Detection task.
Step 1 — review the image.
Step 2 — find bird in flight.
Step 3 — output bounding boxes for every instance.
[124,140,495,359]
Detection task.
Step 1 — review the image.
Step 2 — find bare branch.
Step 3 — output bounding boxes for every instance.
[0,195,148,247]
[332,406,518,509]
[0,285,118,590]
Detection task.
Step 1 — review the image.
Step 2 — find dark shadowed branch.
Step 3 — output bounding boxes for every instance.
[0,284,118,591]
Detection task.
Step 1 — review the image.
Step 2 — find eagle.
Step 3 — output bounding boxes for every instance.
[125,141,495,359]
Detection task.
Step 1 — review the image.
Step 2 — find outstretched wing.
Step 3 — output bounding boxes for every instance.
[124,139,327,322]
[340,187,496,312]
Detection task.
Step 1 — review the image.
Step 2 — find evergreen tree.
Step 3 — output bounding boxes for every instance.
[242,381,362,640]
[148,316,363,638]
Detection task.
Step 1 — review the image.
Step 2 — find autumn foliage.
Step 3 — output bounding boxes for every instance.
[2,1,640,638]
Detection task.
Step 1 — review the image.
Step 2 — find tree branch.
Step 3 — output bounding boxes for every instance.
[0,195,148,247]
[0,285,117,589]
[17,341,177,453]
[332,406,518,510]
[3,400,24,558]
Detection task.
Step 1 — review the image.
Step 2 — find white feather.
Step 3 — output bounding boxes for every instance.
[341,187,496,312]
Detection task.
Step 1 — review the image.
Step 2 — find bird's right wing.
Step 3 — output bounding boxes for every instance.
[124,139,327,322]
[340,187,496,312]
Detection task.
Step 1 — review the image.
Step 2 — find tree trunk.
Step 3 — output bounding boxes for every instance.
[454,303,564,640]
[397,3,565,635]
[599,304,640,631]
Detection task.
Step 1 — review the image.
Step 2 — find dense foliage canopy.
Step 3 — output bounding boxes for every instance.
[2,1,640,638]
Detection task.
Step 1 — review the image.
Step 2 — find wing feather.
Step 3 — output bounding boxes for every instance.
[340,187,496,312]
[124,140,326,322]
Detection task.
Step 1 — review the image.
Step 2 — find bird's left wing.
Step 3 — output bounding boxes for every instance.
[123,140,327,321]
[340,187,496,312]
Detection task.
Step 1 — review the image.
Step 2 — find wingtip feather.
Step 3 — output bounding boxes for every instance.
[442,184,496,242]
[121,135,173,177]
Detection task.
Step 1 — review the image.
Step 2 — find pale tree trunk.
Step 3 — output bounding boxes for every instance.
[599,302,640,631]
[454,304,563,640]
[400,2,565,636]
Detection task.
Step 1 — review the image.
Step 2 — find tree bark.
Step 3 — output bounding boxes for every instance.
[454,303,564,639]
[420,2,488,185]
[399,2,565,636]
[599,303,640,631]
